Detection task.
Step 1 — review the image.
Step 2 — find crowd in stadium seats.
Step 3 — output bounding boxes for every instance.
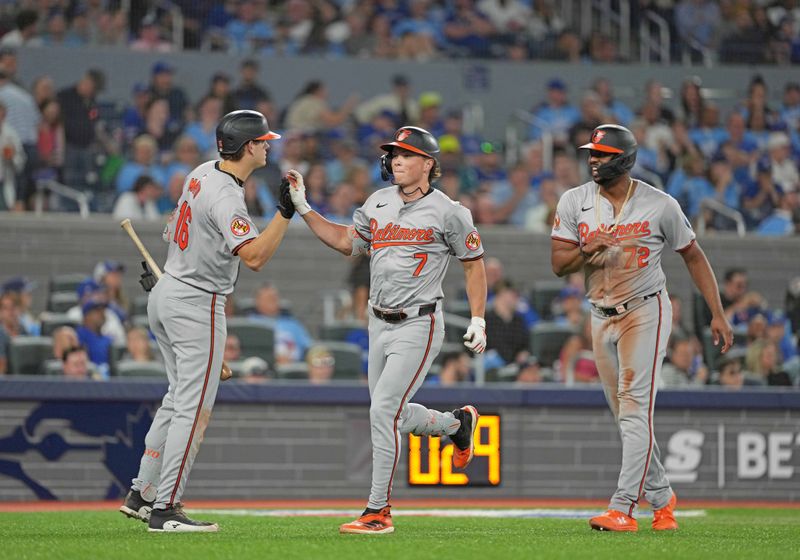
[1,1,799,63]
[1,265,799,388]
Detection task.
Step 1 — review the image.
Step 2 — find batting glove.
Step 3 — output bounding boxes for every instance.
[286,170,312,216]
[277,177,296,219]
[463,316,487,354]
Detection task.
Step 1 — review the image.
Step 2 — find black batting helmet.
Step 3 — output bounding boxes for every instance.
[379,126,440,181]
[578,124,637,182]
[216,110,280,155]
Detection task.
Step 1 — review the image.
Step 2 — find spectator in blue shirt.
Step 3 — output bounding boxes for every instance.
[249,284,313,365]
[720,112,760,185]
[780,82,800,132]
[592,77,634,126]
[757,190,798,236]
[116,134,167,193]
[688,104,728,159]
[529,78,580,145]
[76,298,112,378]
[224,0,275,54]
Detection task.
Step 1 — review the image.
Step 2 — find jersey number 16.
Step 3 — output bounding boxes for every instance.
[173,200,192,251]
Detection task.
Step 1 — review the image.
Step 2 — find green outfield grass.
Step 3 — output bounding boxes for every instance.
[1,509,798,560]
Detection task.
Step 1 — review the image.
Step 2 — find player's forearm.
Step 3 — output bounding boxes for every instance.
[240,212,290,271]
[551,245,584,277]
[463,259,487,318]
[301,210,353,255]
[683,243,725,318]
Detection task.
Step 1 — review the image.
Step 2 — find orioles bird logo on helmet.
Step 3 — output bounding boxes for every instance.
[396,129,412,142]
[591,129,606,144]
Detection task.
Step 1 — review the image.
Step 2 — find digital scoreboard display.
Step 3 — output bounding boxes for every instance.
[407,414,500,486]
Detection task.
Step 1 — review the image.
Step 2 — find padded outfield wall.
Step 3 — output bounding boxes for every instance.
[0,380,798,502]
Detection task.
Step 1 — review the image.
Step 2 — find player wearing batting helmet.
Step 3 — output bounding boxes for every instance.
[550,124,733,532]
[286,124,487,534]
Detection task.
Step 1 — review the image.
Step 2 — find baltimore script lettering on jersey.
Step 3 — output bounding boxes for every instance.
[370,219,434,249]
[578,220,652,244]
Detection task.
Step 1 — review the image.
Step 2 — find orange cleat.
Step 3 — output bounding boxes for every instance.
[451,405,479,469]
[339,506,394,534]
[589,509,639,532]
[652,494,678,531]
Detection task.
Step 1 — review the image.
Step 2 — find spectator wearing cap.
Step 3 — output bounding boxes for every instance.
[442,0,496,58]
[56,68,104,190]
[233,59,272,111]
[742,157,782,229]
[484,279,530,369]
[224,0,275,54]
[113,174,162,221]
[148,61,188,132]
[66,278,127,345]
[76,297,112,378]
[130,13,173,53]
[206,72,236,115]
[553,285,586,330]
[0,9,43,48]
[306,345,335,384]
[529,79,580,145]
[284,80,359,133]
[515,356,543,385]
[240,356,270,384]
[1,276,39,335]
[0,64,39,210]
[355,74,420,127]
[0,100,26,211]
[712,349,756,389]
[41,10,84,47]
[416,91,445,138]
[121,83,151,145]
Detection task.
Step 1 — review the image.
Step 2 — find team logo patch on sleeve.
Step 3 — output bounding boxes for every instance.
[231,217,251,237]
[553,212,561,230]
[465,231,481,251]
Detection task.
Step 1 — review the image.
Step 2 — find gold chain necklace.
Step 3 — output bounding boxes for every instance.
[595,178,635,233]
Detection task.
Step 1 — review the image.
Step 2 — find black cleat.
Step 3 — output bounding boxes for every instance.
[148,504,219,533]
[450,405,479,469]
[119,489,153,522]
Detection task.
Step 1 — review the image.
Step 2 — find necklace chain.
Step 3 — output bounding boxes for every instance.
[595,178,635,233]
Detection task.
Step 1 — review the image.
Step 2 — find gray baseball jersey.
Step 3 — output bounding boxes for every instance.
[352,187,484,308]
[131,159,256,511]
[551,180,695,307]
[349,186,484,511]
[163,160,259,295]
[551,179,692,517]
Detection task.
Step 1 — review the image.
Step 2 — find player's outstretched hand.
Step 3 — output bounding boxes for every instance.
[286,170,312,216]
[277,177,296,219]
[463,317,487,353]
[711,314,734,354]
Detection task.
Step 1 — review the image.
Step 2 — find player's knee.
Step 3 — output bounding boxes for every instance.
[369,401,397,426]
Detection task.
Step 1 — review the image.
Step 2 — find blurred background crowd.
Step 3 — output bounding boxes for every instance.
[0,0,798,388]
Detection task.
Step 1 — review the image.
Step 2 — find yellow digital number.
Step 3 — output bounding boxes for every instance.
[407,414,501,486]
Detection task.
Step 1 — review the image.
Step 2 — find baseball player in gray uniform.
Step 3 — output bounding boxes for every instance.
[287,126,487,534]
[551,124,733,532]
[120,110,296,532]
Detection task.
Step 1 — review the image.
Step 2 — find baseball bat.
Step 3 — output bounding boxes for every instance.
[119,219,233,381]
[120,218,163,279]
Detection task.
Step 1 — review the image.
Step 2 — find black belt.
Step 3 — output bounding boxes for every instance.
[593,291,661,317]
[372,303,437,323]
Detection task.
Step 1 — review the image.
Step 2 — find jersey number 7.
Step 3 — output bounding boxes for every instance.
[174,200,192,251]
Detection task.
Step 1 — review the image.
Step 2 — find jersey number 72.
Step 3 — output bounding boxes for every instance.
[173,200,192,251]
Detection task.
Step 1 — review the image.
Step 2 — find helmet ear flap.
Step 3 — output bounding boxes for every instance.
[380,153,393,181]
